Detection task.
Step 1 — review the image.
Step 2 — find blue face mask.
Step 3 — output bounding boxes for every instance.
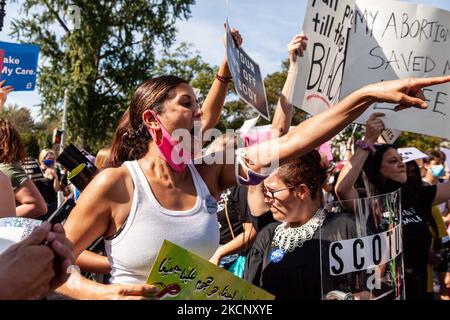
[43,159,54,167]
[431,164,445,177]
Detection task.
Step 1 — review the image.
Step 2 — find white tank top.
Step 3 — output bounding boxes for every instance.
[105,160,220,284]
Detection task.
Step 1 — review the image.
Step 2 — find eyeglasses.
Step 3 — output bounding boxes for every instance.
[262,185,296,200]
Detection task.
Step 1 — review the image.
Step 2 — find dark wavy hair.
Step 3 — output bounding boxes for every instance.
[276,150,327,200]
[0,118,27,164]
[109,76,189,167]
[362,144,397,192]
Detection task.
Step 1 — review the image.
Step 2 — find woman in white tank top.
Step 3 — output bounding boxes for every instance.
[55,31,450,299]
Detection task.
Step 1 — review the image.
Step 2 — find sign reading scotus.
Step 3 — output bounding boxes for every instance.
[0,41,40,91]
[293,0,450,139]
[320,190,404,300]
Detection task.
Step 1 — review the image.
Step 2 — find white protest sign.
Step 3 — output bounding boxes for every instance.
[341,0,450,139]
[291,0,355,114]
[381,128,402,144]
[329,225,403,276]
[397,147,428,163]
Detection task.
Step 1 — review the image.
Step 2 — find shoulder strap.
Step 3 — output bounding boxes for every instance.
[224,198,236,239]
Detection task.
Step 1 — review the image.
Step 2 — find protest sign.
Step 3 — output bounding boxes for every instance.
[381,128,402,144]
[226,21,269,120]
[397,147,428,163]
[341,0,450,139]
[291,0,355,114]
[147,240,274,300]
[22,157,45,182]
[0,41,40,91]
[321,190,404,300]
[0,49,4,74]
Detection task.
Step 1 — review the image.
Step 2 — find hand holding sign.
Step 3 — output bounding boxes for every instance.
[288,34,308,63]
[224,23,243,49]
[361,76,450,112]
[364,113,385,144]
[0,80,13,111]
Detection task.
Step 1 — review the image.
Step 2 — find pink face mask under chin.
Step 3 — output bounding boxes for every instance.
[146,110,191,173]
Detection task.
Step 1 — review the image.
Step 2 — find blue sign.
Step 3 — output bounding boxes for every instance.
[226,21,269,120]
[0,41,40,91]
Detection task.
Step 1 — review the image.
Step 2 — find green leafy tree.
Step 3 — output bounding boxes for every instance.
[10,0,194,151]
[395,132,444,151]
[0,104,50,157]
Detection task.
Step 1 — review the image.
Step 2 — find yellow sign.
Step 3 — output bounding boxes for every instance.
[147,240,274,300]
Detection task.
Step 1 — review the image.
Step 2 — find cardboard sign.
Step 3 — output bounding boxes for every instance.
[291,0,355,114]
[397,147,428,163]
[0,41,40,91]
[381,128,403,144]
[341,0,450,139]
[226,21,270,120]
[147,240,274,300]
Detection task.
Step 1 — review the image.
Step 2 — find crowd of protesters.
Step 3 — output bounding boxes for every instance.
[0,27,450,301]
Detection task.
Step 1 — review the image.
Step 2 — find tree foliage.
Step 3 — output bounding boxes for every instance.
[10,0,194,151]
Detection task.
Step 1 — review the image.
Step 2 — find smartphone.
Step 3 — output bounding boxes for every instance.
[46,198,76,225]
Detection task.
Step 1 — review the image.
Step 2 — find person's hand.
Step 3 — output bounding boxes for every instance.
[224,23,243,48]
[363,76,450,111]
[209,250,222,266]
[45,223,76,291]
[107,283,160,300]
[44,168,58,180]
[0,80,13,111]
[288,34,308,63]
[364,112,385,144]
[0,222,55,299]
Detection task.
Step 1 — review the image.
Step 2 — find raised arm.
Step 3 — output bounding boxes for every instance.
[216,76,450,191]
[334,113,385,201]
[271,34,308,138]
[248,35,307,216]
[200,28,242,134]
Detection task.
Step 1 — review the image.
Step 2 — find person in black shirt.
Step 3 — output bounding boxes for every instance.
[244,150,361,300]
[335,113,450,299]
[36,149,61,217]
[209,185,257,268]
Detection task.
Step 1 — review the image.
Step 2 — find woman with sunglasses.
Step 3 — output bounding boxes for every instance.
[335,113,450,299]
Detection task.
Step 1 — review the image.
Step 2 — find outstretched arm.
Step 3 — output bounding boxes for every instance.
[216,76,450,191]
[246,76,450,172]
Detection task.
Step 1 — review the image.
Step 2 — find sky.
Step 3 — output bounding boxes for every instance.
[1,0,450,120]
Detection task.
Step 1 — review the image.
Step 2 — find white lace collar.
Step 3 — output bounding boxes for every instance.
[272,208,326,252]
